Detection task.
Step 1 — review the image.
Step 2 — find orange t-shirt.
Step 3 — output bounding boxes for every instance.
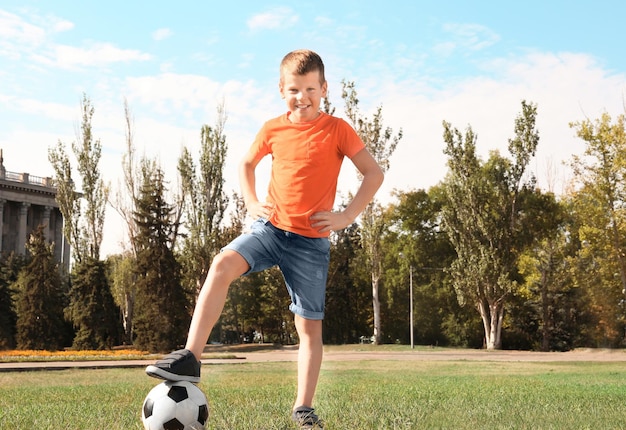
[250,112,365,238]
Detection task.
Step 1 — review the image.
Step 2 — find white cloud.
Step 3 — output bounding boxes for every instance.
[0,9,149,69]
[10,96,76,120]
[441,22,501,53]
[314,16,333,27]
[41,42,152,68]
[51,17,73,33]
[0,9,45,44]
[247,7,299,31]
[152,27,172,41]
[374,51,626,200]
[0,9,45,59]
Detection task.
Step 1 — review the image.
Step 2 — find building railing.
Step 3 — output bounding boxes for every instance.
[0,170,56,189]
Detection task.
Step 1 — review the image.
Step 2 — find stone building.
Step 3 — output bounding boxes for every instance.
[0,150,70,272]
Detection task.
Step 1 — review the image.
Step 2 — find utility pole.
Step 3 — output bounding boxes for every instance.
[409,264,414,349]
[399,252,414,349]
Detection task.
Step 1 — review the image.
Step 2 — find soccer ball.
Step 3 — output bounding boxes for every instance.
[142,381,209,430]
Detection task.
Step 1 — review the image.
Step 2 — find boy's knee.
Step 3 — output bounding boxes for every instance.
[295,316,322,337]
[211,250,248,279]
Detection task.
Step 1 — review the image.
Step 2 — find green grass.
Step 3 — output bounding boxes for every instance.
[0,357,625,429]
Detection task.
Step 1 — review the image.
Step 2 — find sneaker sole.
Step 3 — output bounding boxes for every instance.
[145,365,200,383]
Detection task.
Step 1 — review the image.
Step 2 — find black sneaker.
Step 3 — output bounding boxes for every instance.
[292,406,324,429]
[145,349,201,383]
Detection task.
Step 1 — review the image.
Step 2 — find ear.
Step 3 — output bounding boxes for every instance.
[278,81,285,99]
[321,81,328,98]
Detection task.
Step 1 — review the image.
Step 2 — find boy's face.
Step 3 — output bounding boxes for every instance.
[279,69,327,123]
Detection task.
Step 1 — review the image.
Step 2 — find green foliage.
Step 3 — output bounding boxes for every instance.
[14,227,66,350]
[569,112,626,346]
[218,267,295,344]
[441,101,542,349]
[132,162,190,352]
[66,258,120,350]
[383,187,478,346]
[107,252,138,344]
[178,107,229,297]
[324,223,371,344]
[341,80,402,344]
[48,93,108,264]
[0,253,25,349]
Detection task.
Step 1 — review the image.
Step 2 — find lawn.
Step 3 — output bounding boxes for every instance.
[0,350,625,429]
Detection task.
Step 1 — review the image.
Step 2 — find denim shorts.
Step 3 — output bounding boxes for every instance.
[223,218,330,320]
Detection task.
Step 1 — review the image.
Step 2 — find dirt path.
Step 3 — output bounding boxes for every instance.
[214,346,626,363]
[1,346,624,373]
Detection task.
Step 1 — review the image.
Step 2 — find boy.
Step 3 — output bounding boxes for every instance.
[146,49,384,429]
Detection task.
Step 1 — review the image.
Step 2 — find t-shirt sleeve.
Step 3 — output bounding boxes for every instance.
[248,121,272,160]
[338,119,366,158]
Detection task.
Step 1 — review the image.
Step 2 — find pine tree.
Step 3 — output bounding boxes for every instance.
[133,161,190,352]
[15,227,66,350]
[66,257,119,349]
[0,253,25,349]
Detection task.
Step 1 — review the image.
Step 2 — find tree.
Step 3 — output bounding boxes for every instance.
[384,187,460,346]
[178,104,229,296]
[441,100,540,349]
[513,191,579,351]
[65,257,119,349]
[107,252,137,344]
[569,112,626,345]
[0,253,25,349]
[109,99,141,342]
[133,161,190,352]
[48,93,118,350]
[324,220,371,344]
[341,80,402,344]
[15,227,66,350]
[48,93,108,263]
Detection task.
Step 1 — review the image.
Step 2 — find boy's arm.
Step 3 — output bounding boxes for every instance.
[239,150,274,219]
[310,147,384,233]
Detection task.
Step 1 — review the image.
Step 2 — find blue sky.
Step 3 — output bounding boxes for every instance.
[1,1,625,255]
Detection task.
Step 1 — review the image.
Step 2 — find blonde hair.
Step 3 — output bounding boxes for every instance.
[280,49,326,85]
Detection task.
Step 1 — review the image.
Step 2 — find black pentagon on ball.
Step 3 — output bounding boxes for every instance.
[167,385,189,403]
[198,404,209,424]
[143,397,155,418]
[163,417,185,430]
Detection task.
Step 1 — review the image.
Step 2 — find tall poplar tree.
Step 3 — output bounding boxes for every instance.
[441,100,540,350]
[48,94,119,349]
[177,104,229,296]
[341,80,402,345]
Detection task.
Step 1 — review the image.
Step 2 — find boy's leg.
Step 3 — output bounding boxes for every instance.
[293,315,323,409]
[145,250,248,381]
[184,250,250,359]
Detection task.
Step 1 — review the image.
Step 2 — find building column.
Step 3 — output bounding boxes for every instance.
[17,202,30,255]
[61,213,71,272]
[42,206,52,242]
[0,199,5,253]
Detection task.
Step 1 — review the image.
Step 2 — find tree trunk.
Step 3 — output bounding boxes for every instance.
[478,299,504,350]
[372,273,382,344]
[123,290,134,344]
